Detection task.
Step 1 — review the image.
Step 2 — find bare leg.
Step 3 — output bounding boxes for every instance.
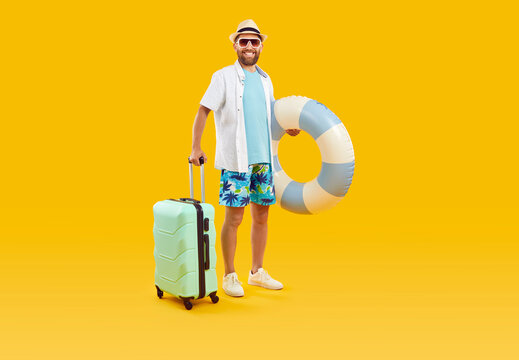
[250,202,269,274]
[221,206,245,276]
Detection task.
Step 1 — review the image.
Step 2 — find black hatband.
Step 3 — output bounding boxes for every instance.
[238,27,260,34]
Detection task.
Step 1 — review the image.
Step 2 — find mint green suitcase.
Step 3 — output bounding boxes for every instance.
[153,158,218,310]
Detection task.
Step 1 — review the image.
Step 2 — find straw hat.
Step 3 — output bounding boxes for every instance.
[229,19,267,43]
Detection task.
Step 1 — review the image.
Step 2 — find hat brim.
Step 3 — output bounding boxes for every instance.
[229,32,267,43]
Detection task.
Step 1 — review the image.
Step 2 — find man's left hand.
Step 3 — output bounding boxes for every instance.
[285,129,301,136]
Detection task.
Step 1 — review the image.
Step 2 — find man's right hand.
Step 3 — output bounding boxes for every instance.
[189,149,208,166]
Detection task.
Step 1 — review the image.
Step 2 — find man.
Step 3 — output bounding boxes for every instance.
[189,19,300,297]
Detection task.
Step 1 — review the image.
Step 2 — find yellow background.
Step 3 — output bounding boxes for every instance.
[1,1,518,359]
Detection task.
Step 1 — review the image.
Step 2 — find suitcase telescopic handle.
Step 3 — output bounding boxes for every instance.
[187,156,205,203]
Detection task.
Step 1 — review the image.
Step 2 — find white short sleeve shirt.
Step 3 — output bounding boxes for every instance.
[200,60,275,173]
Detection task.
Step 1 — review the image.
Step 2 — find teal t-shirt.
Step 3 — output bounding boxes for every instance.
[243,69,270,165]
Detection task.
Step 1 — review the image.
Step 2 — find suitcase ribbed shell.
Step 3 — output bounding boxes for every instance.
[153,200,217,299]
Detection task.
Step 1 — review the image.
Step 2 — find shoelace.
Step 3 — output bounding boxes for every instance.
[259,270,272,281]
[231,274,242,285]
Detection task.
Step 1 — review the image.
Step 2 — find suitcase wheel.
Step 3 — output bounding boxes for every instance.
[183,301,193,310]
[155,285,163,299]
[210,292,219,304]
[180,297,194,310]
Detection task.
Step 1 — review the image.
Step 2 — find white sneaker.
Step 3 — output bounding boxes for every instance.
[222,272,244,297]
[248,268,283,290]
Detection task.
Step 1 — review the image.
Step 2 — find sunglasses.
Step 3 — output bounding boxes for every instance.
[236,38,262,48]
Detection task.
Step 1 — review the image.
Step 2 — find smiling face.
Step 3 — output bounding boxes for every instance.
[233,34,263,66]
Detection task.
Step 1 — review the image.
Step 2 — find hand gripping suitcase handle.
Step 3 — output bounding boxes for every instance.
[187,156,205,203]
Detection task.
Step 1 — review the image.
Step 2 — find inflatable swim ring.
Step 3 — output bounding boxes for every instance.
[271,96,355,214]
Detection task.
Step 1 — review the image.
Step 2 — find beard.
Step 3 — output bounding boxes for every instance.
[238,50,260,66]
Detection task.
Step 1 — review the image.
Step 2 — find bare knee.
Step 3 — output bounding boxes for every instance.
[224,207,244,227]
[251,204,269,225]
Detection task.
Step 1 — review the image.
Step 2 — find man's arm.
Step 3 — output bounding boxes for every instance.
[189,105,211,166]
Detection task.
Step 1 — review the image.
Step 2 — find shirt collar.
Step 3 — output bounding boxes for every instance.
[234,59,268,80]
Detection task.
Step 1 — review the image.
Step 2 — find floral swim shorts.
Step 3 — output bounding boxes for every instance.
[219,163,276,207]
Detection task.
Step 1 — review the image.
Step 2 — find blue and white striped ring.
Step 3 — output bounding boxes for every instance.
[271,96,355,214]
